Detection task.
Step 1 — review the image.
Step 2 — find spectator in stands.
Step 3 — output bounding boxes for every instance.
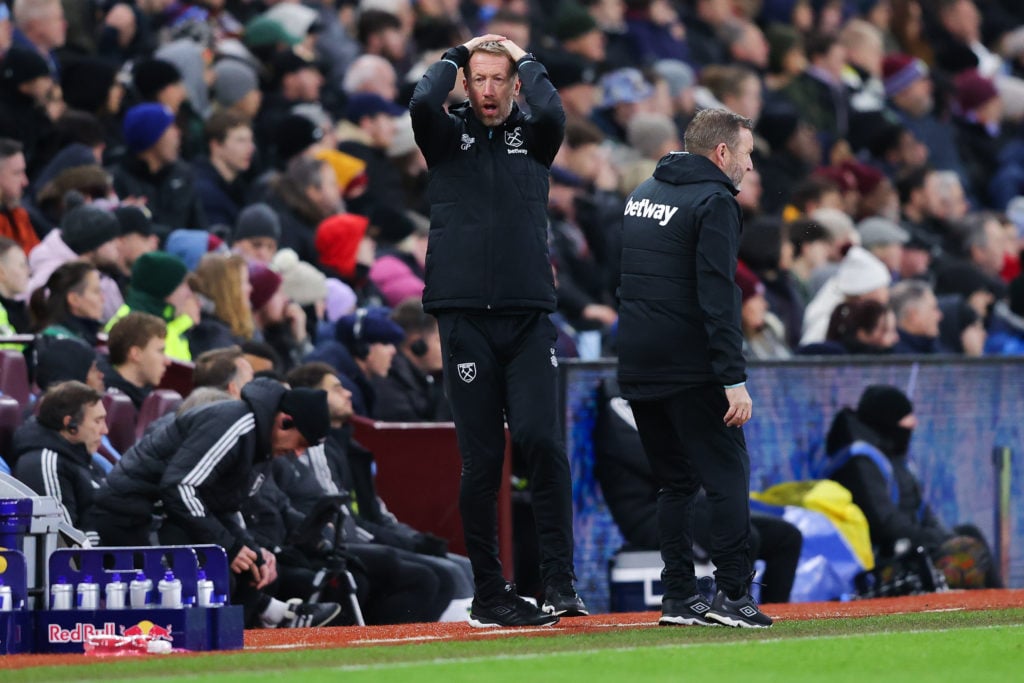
[110,103,206,230]
[881,53,965,180]
[781,33,851,141]
[11,0,65,74]
[837,19,886,119]
[798,299,899,355]
[336,93,406,215]
[890,279,945,354]
[107,251,197,361]
[131,57,187,115]
[685,0,730,66]
[356,9,408,66]
[12,381,106,529]
[938,297,986,356]
[802,245,892,345]
[371,298,450,422]
[102,311,169,409]
[547,3,602,68]
[897,166,967,258]
[957,211,1009,282]
[112,205,159,286]
[334,307,403,418]
[0,236,29,335]
[0,138,37,253]
[34,337,105,393]
[736,261,791,360]
[255,51,325,165]
[756,104,821,216]
[194,111,256,229]
[271,247,328,343]
[858,217,909,278]
[0,47,56,177]
[231,203,280,265]
[342,53,398,101]
[823,384,1001,588]
[89,377,341,628]
[187,252,254,357]
[193,346,256,399]
[249,261,311,372]
[547,54,600,119]
[592,67,654,142]
[24,200,123,322]
[763,24,806,93]
[788,218,833,307]
[267,157,340,268]
[700,64,763,124]
[985,274,1024,355]
[29,261,104,346]
[211,59,262,122]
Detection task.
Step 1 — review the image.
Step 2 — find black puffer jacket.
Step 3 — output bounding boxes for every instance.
[410,47,564,313]
[91,378,285,557]
[12,418,105,528]
[617,152,746,399]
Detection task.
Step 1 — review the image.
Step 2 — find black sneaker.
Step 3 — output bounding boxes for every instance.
[541,584,589,617]
[705,590,773,628]
[280,598,343,628]
[658,594,715,626]
[469,585,560,628]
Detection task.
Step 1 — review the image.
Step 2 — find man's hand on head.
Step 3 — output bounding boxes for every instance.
[499,39,528,62]
[462,34,508,52]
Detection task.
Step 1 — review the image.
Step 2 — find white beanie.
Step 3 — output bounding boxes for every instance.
[836,246,892,296]
[270,248,328,306]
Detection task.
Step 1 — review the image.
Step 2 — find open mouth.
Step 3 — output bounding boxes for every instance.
[482,103,499,116]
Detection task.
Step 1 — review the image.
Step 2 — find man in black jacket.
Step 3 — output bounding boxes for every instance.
[88,377,340,628]
[617,108,771,628]
[410,33,586,627]
[13,381,107,532]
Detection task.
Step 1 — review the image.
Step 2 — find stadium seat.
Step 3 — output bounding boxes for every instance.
[158,359,194,398]
[135,389,183,440]
[0,350,31,406]
[102,391,138,454]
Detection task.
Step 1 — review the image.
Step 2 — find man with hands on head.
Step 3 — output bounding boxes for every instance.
[410,34,587,627]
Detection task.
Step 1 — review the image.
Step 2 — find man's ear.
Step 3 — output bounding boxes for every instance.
[127,344,143,364]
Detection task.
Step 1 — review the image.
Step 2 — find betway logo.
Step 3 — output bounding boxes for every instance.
[623,198,679,226]
[48,622,118,643]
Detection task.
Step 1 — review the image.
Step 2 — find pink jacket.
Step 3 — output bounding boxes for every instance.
[23,230,125,324]
[369,254,424,308]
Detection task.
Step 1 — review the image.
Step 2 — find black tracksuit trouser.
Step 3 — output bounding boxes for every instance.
[629,384,752,600]
[436,310,575,599]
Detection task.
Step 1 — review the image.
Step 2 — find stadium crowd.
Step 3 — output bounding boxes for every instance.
[0,0,1022,619]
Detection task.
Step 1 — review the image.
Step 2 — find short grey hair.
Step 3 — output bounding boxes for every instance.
[889,280,933,322]
[683,108,753,157]
[342,54,396,94]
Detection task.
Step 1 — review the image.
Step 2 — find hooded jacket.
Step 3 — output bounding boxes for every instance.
[824,408,951,554]
[90,378,285,556]
[12,417,106,528]
[409,47,564,313]
[22,229,124,322]
[616,152,746,399]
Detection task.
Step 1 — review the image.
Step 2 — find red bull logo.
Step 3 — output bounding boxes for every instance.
[47,622,118,643]
[121,620,173,641]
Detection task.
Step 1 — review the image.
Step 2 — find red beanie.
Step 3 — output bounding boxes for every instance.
[248,261,282,310]
[881,53,927,97]
[735,260,764,303]
[841,161,885,196]
[954,69,998,115]
[315,213,370,279]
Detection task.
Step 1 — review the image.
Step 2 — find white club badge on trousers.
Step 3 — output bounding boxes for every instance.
[457,362,477,383]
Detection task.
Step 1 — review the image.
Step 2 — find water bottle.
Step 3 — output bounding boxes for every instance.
[0,578,13,611]
[76,575,100,610]
[105,573,127,610]
[129,571,153,608]
[158,570,182,608]
[50,576,73,610]
[195,570,215,608]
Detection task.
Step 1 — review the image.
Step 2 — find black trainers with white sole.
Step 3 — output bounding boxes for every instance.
[658,594,716,626]
[541,584,589,617]
[705,590,773,628]
[469,585,560,628]
[279,598,343,628]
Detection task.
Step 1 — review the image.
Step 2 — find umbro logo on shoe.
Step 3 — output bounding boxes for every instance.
[740,605,758,617]
[691,602,710,614]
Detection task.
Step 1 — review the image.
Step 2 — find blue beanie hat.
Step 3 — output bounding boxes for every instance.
[335,307,404,351]
[123,103,176,153]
